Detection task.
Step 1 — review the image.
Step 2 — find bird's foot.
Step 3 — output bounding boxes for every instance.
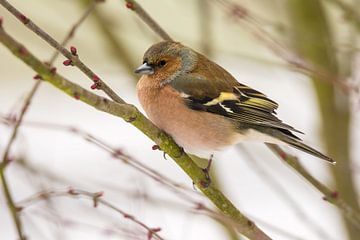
[200,154,213,188]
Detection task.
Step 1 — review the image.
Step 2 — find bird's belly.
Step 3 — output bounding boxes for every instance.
[137,87,239,153]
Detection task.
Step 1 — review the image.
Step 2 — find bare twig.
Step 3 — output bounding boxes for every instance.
[48,0,100,63]
[0,170,25,239]
[18,188,164,240]
[267,144,360,230]
[78,0,137,79]
[238,146,334,240]
[31,210,146,240]
[0,62,42,240]
[198,0,213,56]
[123,0,172,41]
[324,0,360,31]
[0,0,123,103]
[213,0,358,93]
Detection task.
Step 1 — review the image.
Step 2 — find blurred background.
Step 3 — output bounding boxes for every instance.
[1,0,360,239]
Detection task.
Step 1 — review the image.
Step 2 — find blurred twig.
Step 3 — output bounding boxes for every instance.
[79,0,138,79]
[0,166,25,239]
[198,0,213,56]
[49,0,100,63]
[18,188,164,240]
[213,0,358,93]
[267,144,360,230]
[0,0,123,103]
[31,210,146,240]
[123,0,172,41]
[239,146,334,240]
[1,116,203,203]
[325,0,360,31]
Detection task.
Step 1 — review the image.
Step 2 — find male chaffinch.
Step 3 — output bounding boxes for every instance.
[135,41,334,163]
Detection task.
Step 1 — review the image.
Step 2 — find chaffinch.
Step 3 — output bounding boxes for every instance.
[135,41,334,163]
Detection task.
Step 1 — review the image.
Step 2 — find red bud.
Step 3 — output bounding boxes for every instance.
[70,46,77,55]
[90,83,98,89]
[19,14,29,24]
[63,59,72,66]
[74,92,80,100]
[126,2,134,9]
[92,75,100,82]
[50,67,57,74]
[33,74,42,80]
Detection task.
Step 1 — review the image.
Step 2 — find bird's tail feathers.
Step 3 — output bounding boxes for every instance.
[279,135,335,164]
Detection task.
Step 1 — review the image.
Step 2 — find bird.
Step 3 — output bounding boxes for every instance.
[135,41,335,164]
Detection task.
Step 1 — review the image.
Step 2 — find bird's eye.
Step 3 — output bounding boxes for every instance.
[158,60,167,67]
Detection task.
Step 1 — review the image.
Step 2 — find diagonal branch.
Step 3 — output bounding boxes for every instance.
[267,144,360,229]
[0,0,123,103]
[123,0,172,41]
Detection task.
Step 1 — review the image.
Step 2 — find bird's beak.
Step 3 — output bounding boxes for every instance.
[134,63,154,75]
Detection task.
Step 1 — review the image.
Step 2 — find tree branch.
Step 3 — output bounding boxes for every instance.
[0,0,123,103]
[18,188,164,240]
[123,0,173,41]
[267,144,360,230]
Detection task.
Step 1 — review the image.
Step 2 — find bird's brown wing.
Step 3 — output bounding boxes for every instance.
[169,74,303,135]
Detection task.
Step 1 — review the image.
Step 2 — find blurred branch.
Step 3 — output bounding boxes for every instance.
[0,23,271,240]
[0,0,123,103]
[267,144,360,231]
[2,116,202,203]
[239,146,333,240]
[49,0,100,63]
[79,0,137,79]
[18,188,164,240]
[0,73,42,240]
[325,0,360,31]
[31,210,147,240]
[213,0,358,93]
[286,1,359,239]
[123,0,172,41]
[0,3,99,239]
[0,167,25,239]
[198,0,213,56]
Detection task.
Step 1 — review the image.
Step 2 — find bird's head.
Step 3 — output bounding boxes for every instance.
[135,41,197,85]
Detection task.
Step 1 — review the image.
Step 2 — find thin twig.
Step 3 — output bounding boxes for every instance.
[77,0,137,79]
[324,0,360,31]
[267,144,360,230]
[0,169,25,239]
[0,72,41,240]
[213,0,358,93]
[18,188,164,240]
[48,0,100,63]
[198,0,213,56]
[238,146,334,240]
[123,0,172,41]
[0,0,124,103]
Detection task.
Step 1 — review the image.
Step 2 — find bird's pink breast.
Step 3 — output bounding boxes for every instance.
[136,80,238,153]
